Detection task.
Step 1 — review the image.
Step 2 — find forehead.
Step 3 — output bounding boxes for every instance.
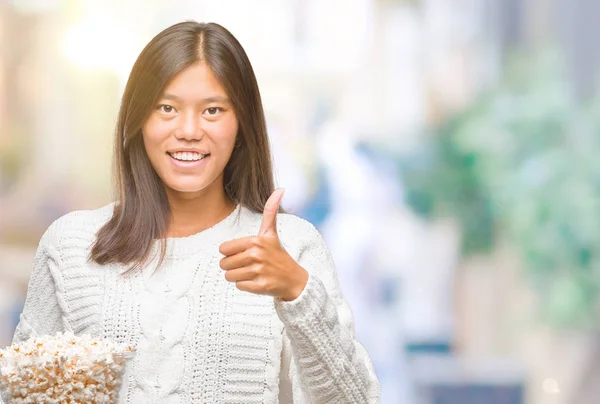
[161,61,228,100]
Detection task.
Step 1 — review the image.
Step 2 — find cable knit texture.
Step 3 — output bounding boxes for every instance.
[8,203,380,404]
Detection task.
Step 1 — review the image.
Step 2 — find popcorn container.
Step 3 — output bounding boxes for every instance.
[0,334,135,404]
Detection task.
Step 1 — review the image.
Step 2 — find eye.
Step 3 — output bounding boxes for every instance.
[204,107,223,116]
[157,104,176,114]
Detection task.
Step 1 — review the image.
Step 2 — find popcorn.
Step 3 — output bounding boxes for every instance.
[0,332,134,404]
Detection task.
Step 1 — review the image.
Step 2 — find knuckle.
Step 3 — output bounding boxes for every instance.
[249,247,263,262]
[250,236,262,247]
[250,264,262,277]
[257,278,270,291]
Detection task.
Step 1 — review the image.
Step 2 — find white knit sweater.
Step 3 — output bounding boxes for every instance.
[8,203,380,403]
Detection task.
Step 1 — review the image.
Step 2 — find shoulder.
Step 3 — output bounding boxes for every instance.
[277,212,321,242]
[277,213,331,261]
[40,202,116,251]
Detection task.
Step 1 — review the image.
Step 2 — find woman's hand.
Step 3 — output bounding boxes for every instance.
[219,189,309,301]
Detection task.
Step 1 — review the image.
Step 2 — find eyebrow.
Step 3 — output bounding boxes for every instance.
[160,93,231,104]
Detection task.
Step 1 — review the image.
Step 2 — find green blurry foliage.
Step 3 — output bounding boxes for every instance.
[402,51,600,329]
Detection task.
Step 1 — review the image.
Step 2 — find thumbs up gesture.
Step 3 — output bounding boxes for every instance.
[219,189,309,301]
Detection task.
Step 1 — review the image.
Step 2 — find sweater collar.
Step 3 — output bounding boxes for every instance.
[161,203,244,258]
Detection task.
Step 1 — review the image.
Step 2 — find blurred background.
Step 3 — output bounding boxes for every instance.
[1,0,599,403]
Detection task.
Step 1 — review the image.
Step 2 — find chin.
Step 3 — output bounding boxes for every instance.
[169,185,208,195]
[160,171,222,197]
[161,178,206,194]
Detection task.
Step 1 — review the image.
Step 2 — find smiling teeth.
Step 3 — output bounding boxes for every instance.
[170,152,206,161]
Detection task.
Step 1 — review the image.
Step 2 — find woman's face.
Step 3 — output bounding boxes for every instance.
[142,61,238,200]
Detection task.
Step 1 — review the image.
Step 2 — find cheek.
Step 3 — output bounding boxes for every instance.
[213,119,238,154]
[142,120,171,155]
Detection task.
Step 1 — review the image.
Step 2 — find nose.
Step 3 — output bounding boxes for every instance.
[174,112,204,141]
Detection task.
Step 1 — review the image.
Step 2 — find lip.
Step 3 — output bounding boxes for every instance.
[167,148,209,155]
[168,153,209,170]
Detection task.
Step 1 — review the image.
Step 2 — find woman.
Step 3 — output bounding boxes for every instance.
[12,21,380,403]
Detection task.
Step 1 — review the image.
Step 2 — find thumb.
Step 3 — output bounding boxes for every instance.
[259,188,285,236]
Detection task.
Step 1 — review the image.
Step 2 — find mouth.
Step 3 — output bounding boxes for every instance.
[167,151,209,162]
[167,151,210,170]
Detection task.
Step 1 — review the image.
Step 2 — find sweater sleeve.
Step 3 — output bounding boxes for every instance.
[274,222,381,404]
[11,223,67,344]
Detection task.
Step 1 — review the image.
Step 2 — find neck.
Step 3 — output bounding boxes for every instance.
[165,188,236,238]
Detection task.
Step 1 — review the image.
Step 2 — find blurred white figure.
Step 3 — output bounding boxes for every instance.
[369,203,461,402]
[267,120,310,213]
[315,119,415,403]
[316,119,378,336]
